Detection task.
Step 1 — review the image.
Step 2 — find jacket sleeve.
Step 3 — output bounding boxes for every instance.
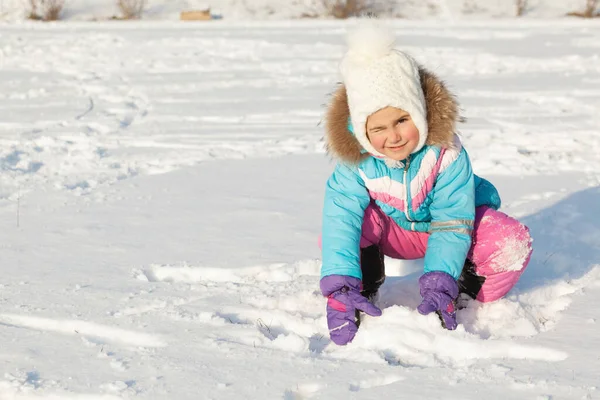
[424,148,475,279]
[321,163,371,279]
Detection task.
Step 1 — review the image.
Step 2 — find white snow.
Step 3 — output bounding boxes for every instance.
[1,18,600,400]
[0,0,595,21]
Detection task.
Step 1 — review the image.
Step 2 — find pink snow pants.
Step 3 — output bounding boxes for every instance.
[360,205,532,302]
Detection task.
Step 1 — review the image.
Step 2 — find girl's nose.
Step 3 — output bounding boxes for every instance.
[390,125,402,142]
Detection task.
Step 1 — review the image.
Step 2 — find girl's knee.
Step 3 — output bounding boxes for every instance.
[475,208,531,250]
[472,208,532,277]
[502,213,531,243]
[501,216,532,257]
[500,217,533,264]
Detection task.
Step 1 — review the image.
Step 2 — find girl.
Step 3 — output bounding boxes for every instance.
[320,26,533,346]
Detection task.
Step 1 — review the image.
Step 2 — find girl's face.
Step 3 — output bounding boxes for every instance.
[366,107,420,161]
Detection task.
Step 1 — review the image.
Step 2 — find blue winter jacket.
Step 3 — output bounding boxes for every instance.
[321,68,501,280]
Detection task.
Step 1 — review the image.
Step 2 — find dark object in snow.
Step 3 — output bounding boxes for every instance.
[458,259,486,300]
[355,245,385,327]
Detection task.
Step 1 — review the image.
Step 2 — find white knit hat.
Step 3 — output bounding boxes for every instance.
[340,24,428,160]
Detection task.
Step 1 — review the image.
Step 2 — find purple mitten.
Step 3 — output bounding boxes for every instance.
[417,271,459,330]
[320,275,382,345]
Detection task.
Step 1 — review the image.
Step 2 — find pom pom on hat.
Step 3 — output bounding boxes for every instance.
[345,21,396,64]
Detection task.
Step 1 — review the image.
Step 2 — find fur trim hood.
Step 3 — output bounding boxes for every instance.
[324,66,461,165]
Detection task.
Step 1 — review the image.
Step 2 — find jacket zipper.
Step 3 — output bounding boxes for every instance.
[404,156,413,222]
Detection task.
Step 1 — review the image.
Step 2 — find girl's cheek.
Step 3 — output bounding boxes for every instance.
[411,125,420,140]
[372,136,386,148]
[403,127,419,141]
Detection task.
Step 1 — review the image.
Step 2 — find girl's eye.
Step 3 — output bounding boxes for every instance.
[396,118,408,125]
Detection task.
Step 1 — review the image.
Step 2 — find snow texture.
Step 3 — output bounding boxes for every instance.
[1,18,600,400]
[0,0,595,21]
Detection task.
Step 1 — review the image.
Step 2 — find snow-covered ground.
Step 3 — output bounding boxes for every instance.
[0,0,595,21]
[1,19,600,399]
